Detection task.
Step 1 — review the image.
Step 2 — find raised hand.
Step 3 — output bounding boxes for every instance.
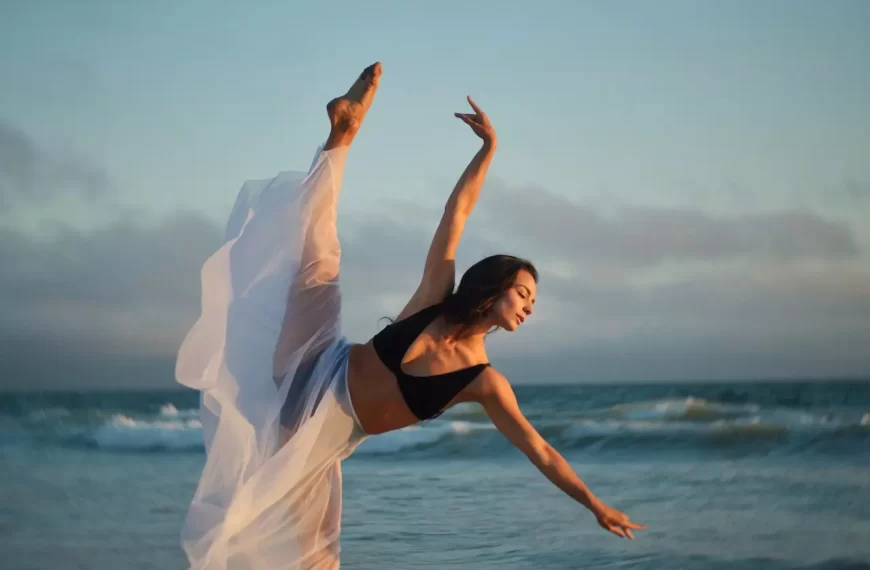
[454,96,497,147]
[592,503,646,539]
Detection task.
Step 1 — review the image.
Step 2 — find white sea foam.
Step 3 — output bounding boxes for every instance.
[159,403,200,419]
[22,398,868,455]
[605,397,760,422]
[90,414,204,451]
[159,403,179,417]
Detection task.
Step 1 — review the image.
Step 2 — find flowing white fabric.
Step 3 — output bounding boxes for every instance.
[176,145,367,570]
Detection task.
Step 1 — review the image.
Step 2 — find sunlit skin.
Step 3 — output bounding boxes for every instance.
[328,62,645,540]
[323,62,382,151]
[491,270,536,332]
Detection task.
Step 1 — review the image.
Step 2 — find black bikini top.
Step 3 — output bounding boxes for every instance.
[372,303,489,421]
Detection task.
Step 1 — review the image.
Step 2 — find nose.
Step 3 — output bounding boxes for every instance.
[524,304,533,316]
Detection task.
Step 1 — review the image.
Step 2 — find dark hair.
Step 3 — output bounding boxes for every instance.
[441,254,538,337]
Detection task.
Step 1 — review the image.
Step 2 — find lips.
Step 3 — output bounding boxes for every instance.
[516,314,525,324]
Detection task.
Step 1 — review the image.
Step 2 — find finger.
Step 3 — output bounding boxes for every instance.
[625,521,647,530]
[454,113,483,125]
[625,528,634,540]
[466,96,486,117]
[456,115,483,130]
[607,525,626,539]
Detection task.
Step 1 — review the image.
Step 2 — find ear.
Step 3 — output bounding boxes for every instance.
[480,297,499,316]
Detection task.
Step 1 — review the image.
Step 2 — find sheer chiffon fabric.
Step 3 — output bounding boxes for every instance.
[176,145,367,570]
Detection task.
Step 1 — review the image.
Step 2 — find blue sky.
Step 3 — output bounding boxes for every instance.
[1,1,869,388]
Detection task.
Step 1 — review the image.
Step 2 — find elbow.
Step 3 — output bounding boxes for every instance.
[446,197,472,218]
[527,441,556,469]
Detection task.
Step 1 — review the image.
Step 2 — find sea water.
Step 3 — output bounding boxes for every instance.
[2,380,869,569]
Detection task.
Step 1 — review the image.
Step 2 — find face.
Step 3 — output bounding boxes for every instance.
[490,269,537,332]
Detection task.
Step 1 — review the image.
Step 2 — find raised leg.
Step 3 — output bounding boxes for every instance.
[272,63,383,413]
[324,62,382,150]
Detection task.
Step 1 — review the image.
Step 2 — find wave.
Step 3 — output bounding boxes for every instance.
[157,402,200,420]
[351,405,870,459]
[59,416,494,454]
[5,397,869,457]
[354,421,496,456]
[599,397,761,422]
[26,407,72,420]
[87,414,204,451]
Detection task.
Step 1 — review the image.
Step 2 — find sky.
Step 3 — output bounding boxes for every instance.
[1,0,869,390]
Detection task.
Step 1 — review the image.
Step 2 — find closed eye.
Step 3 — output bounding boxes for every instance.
[517,285,535,304]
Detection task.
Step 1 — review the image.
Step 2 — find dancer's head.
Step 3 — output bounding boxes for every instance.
[443,254,538,334]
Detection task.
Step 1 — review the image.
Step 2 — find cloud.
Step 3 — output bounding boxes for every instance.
[497,333,870,383]
[842,179,870,203]
[3,213,221,308]
[336,179,864,305]
[0,212,223,362]
[0,120,110,206]
[336,182,870,381]
[534,264,870,341]
[1,176,868,390]
[478,181,859,267]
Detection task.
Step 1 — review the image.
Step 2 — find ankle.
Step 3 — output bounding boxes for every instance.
[324,130,355,151]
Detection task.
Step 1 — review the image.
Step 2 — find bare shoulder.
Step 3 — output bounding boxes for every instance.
[469,366,548,458]
[393,277,453,323]
[468,366,513,403]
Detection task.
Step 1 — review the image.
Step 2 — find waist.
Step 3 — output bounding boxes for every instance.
[347,341,421,435]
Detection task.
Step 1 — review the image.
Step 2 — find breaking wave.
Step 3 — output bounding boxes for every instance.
[3,394,868,458]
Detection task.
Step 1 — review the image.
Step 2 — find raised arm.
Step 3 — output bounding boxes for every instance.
[396,97,496,321]
[476,368,646,540]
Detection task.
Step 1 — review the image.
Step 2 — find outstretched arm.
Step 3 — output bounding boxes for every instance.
[476,369,647,540]
[396,97,496,321]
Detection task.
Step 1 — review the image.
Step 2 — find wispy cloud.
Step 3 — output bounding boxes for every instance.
[0,212,222,355]
[0,120,110,207]
[479,181,859,266]
[338,181,870,380]
[1,173,868,389]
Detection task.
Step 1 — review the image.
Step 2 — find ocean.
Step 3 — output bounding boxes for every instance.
[1,380,869,570]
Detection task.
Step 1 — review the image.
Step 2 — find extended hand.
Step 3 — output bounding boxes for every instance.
[592,503,646,539]
[455,96,496,147]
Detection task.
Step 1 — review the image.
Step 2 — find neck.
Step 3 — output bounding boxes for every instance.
[440,319,492,344]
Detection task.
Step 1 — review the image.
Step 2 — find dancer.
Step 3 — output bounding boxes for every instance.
[176,62,644,570]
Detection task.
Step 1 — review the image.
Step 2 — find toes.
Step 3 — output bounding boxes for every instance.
[367,62,382,76]
[359,62,382,82]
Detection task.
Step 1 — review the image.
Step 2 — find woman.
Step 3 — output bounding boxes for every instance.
[176,62,644,570]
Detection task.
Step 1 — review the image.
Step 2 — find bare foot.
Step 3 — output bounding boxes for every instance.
[325,62,382,148]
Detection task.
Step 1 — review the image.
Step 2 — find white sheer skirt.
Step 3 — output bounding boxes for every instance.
[175,145,368,570]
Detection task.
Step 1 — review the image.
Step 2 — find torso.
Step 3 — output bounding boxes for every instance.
[346,311,489,435]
